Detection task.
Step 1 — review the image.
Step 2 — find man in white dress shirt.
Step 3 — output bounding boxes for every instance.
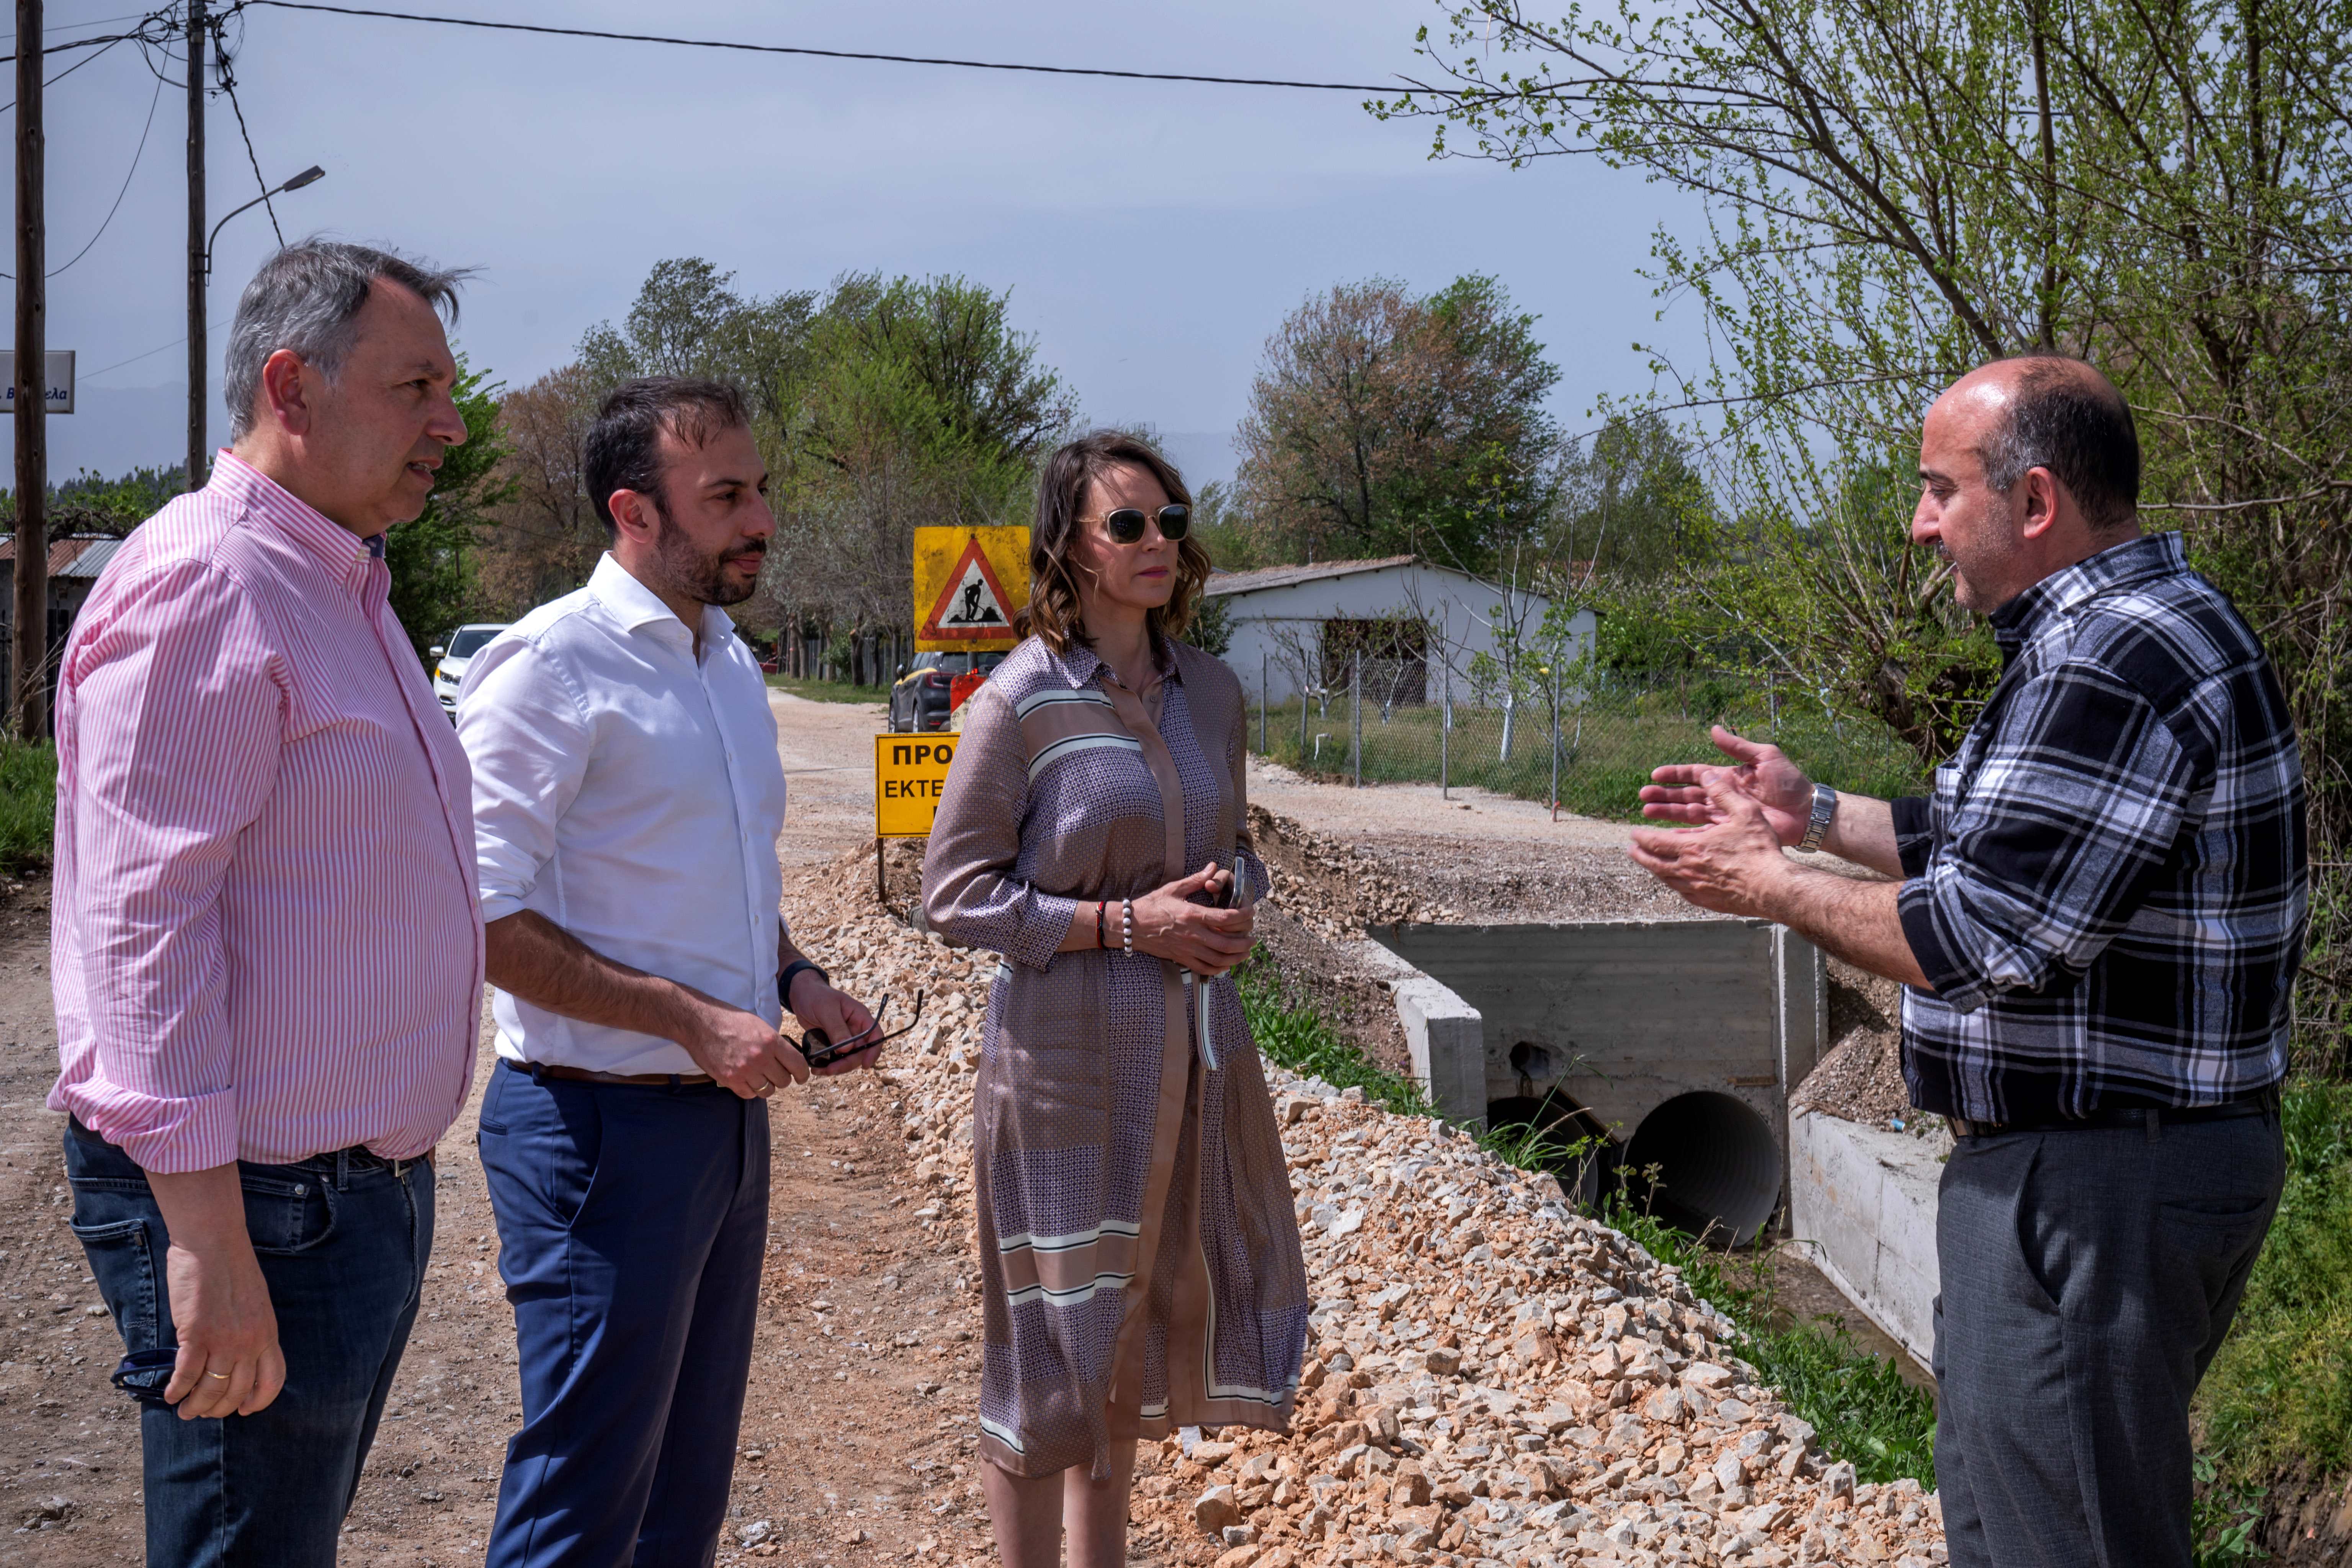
[457,377,878,1567]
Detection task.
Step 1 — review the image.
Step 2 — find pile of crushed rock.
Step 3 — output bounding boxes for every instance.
[788,845,1947,1568]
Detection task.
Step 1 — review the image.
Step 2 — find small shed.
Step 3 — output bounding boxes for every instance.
[0,535,124,727]
[1204,554,1593,705]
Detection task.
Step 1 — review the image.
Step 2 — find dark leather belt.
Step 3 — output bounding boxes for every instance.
[516,1061,716,1087]
[1950,1084,2279,1140]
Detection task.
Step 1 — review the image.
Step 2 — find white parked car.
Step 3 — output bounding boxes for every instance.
[430,623,509,717]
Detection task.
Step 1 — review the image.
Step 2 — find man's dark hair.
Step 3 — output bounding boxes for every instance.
[582,377,751,535]
[1979,355,2140,532]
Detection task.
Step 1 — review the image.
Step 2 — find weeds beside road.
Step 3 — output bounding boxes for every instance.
[0,741,54,876]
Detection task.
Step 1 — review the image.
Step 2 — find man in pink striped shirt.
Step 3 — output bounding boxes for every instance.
[49,240,484,1567]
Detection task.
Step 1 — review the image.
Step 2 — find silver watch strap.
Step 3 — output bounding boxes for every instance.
[1798,783,1838,853]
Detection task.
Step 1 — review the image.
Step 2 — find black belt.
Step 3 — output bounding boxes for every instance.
[1950,1084,2280,1140]
[512,1059,716,1087]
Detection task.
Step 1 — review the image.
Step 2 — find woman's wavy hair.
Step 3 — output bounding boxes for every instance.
[1015,430,1213,656]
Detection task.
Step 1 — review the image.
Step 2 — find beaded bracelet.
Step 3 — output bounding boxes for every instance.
[1121,899,1134,956]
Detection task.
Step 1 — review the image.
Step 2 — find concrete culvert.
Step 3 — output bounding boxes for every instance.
[1622,1091,1782,1246]
[1484,1092,1614,1210]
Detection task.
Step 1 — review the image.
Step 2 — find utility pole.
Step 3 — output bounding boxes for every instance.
[185,0,207,492]
[13,0,47,740]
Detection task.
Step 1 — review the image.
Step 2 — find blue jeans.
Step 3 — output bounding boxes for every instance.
[479,1061,770,1568]
[63,1118,435,1568]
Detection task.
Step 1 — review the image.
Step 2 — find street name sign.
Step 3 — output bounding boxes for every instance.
[875,733,958,837]
[913,526,1028,652]
[0,351,75,414]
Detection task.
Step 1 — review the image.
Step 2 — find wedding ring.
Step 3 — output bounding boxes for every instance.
[207,1371,230,1380]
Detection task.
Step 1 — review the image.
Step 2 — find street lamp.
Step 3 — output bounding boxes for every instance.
[204,165,326,278]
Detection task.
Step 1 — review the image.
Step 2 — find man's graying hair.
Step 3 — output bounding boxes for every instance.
[224,239,471,441]
[1977,354,2141,533]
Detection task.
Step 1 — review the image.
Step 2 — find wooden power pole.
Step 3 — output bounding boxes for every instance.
[13,0,47,741]
[185,0,207,492]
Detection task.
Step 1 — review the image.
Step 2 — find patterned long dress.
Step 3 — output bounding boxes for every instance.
[921,634,1310,1479]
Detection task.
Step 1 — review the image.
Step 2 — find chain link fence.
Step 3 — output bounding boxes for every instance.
[1246,652,1924,820]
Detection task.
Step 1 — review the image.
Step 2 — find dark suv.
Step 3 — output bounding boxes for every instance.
[888,651,1006,732]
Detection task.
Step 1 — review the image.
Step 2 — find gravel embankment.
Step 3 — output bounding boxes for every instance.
[792,845,1948,1568]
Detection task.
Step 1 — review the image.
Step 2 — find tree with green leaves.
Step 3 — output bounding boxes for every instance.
[384,359,512,659]
[1232,275,1562,573]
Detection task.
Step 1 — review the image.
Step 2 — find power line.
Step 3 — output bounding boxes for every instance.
[235,0,1454,95]
[0,8,160,44]
[0,18,173,62]
[0,58,167,276]
[215,41,279,247]
[78,324,207,381]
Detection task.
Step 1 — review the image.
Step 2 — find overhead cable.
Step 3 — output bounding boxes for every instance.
[236,0,1456,95]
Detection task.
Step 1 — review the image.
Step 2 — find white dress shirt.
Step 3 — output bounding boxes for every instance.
[458,553,789,1075]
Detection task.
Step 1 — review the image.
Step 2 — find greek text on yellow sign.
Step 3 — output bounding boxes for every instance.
[913,526,1029,652]
[875,734,958,837]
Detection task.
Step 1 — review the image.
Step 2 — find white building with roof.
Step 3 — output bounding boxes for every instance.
[1203,554,1593,704]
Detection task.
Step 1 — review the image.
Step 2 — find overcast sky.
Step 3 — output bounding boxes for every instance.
[5,0,1704,487]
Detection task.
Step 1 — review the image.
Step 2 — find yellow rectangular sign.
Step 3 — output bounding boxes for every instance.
[875,733,959,837]
[914,525,1029,652]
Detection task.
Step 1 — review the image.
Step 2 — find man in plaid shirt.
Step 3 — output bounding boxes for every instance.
[1632,355,2305,1568]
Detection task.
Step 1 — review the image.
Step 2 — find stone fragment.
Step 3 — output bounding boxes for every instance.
[1195,1486,1241,1534]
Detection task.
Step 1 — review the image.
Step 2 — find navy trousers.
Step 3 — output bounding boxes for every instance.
[63,1118,434,1568]
[479,1060,770,1568]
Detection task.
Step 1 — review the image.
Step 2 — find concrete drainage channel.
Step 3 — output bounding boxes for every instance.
[1356,916,1940,1369]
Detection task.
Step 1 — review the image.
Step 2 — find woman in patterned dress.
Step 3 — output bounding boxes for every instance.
[922,432,1310,1568]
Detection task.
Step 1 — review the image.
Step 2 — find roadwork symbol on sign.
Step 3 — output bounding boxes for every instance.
[875,734,957,838]
[914,526,1028,652]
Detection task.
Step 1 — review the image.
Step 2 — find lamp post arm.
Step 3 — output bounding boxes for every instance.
[205,188,279,276]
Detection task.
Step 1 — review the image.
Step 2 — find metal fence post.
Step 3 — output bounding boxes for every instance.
[1259,652,1268,754]
[1439,656,1450,801]
[1350,652,1363,788]
[1550,660,1562,822]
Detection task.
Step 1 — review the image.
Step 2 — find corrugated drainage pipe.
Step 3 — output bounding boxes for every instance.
[1622,1091,1781,1246]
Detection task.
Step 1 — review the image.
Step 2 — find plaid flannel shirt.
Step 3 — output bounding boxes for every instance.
[1893,531,2306,1124]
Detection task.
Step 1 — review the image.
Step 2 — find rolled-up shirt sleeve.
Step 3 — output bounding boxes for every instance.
[1897,662,2198,1011]
[921,684,1077,971]
[65,562,281,1172]
[1890,796,1935,879]
[458,636,590,924]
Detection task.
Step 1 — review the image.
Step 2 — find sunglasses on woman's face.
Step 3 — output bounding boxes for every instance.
[1089,504,1191,545]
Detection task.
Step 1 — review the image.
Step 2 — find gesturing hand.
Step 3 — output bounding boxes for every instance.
[787,974,882,1077]
[1638,725,1815,847]
[1131,862,1254,977]
[1627,767,1793,917]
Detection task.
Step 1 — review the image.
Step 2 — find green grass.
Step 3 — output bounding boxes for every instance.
[1253,684,1924,818]
[1234,947,1433,1117]
[0,739,56,874]
[1235,942,1938,1483]
[2195,1078,2352,1488]
[765,674,888,704]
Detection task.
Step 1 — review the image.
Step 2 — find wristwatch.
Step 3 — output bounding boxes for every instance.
[1798,783,1838,853]
[778,959,829,1012]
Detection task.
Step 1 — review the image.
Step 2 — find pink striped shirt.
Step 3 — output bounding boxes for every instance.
[47,453,483,1172]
